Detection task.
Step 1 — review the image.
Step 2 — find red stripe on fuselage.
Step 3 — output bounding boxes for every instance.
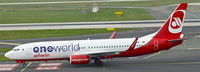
[103,38,183,58]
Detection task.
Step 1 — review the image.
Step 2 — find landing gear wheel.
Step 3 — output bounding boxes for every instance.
[94,57,103,65]
[96,61,103,65]
[22,63,26,68]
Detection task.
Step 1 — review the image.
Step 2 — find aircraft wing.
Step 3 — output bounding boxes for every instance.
[75,37,138,57]
[109,31,117,39]
[84,51,122,57]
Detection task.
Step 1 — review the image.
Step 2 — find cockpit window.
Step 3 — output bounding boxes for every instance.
[13,49,20,51]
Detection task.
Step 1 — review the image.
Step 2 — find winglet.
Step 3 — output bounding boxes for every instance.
[109,31,117,39]
[127,37,138,51]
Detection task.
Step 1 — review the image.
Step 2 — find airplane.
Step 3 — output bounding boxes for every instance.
[5,3,188,66]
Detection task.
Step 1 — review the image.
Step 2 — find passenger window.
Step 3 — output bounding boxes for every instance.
[13,49,20,51]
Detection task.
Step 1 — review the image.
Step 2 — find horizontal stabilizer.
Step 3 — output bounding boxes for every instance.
[168,38,187,42]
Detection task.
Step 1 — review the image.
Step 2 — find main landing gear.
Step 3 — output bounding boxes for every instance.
[94,57,103,65]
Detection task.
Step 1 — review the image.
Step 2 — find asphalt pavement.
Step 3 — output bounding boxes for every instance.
[0,26,199,72]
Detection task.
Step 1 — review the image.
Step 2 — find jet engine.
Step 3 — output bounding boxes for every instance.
[70,55,90,64]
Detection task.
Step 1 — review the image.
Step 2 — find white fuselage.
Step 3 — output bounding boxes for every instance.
[5,37,152,60]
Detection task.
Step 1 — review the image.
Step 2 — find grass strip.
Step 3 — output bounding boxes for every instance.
[0,48,12,52]
[0,8,154,24]
[0,55,11,61]
[0,28,135,40]
[0,0,92,3]
[0,48,12,61]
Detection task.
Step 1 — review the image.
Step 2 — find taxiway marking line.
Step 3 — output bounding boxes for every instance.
[35,66,60,70]
[188,14,200,19]
[0,42,20,46]
[142,51,161,59]
[128,57,139,60]
[197,35,200,38]
[0,68,14,71]
[0,64,19,67]
[20,62,32,72]
[187,48,200,50]
[185,32,200,34]
[125,61,200,66]
[161,62,200,65]
[38,63,63,66]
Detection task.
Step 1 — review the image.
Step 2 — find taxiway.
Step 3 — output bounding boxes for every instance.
[0,26,199,72]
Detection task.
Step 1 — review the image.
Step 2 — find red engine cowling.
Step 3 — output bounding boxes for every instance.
[70,55,90,64]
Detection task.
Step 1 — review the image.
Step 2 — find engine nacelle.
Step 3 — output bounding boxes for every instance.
[70,55,90,64]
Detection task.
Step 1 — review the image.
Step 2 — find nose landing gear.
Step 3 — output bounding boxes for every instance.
[16,60,27,68]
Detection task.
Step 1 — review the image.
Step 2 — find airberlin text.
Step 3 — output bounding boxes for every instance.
[33,43,80,53]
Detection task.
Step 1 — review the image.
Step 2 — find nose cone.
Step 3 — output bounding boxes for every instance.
[4,52,13,59]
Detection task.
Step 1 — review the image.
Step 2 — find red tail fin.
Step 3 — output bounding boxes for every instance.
[153,3,188,39]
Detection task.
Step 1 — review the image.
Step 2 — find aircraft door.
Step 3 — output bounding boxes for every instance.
[154,40,159,50]
[26,48,32,55]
